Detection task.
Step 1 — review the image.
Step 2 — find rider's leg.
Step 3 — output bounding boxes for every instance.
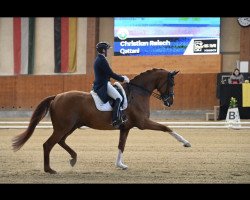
[107,82,123,127]
[107,82,122,101]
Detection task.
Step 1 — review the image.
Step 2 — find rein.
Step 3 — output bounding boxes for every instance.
[128,82,163,101]
[126,71,178,106]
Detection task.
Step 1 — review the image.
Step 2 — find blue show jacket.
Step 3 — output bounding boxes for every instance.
[93,54,124,103]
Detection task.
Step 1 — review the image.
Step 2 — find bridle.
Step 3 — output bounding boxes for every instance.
[158,73,175,106]
[128,73,175,106]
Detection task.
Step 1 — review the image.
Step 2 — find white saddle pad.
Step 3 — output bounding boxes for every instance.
[90,82,128,111]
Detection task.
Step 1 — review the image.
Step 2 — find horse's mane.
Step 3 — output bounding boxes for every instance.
[130,68,166,83]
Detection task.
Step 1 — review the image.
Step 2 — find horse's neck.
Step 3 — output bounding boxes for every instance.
[125,73,157,104]
[131,74,158,94]
[124,72,158,114]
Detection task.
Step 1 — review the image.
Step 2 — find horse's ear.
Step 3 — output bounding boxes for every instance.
[170,70,179,76]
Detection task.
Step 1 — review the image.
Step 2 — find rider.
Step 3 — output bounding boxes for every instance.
[93,41,130,128]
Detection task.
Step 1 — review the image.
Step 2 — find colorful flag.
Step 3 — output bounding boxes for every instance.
[242,83,250,107]
[54,17,77,73]
[13,17,35,75]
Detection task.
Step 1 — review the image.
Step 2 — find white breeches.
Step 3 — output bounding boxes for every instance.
[107,82,122,101]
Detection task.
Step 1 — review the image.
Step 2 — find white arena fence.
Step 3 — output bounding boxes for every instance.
[0,121,250,129]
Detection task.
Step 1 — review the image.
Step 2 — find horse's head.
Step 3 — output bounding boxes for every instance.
[157,70,179,107]
[129,68,179,107]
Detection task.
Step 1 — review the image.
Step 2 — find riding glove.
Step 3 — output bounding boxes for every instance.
[122,76,130,83]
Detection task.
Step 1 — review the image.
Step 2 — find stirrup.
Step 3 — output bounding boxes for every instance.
[112,119,123,129]
[121,114,128,123]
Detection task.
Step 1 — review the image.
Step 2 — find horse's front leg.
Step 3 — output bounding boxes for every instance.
[139,119,191,147]
[116,129,130,170]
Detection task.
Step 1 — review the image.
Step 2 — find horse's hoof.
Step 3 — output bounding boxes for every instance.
[70,158,77,167]
[183,142,191,147]
[116,162,128,170]
[45,169,57,174]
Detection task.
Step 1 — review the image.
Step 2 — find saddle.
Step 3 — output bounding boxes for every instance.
[90,82,128,112]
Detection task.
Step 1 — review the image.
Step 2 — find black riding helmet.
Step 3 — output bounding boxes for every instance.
[96,42,111,54]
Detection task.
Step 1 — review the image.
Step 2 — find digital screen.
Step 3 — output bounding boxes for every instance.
[114,17,220,56]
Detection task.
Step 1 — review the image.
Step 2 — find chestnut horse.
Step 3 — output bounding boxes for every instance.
[12,68,191,174]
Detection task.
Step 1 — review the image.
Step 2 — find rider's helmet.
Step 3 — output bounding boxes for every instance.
[96,42,111,54]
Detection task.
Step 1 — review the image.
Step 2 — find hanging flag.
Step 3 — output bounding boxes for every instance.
[242,83,250,107]
[13,17,35,75]
[54,17,77,73]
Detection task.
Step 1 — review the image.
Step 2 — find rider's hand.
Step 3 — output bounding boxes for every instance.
[122,76,130,83]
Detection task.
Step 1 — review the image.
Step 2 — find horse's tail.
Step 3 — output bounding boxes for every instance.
[12,95,56,152]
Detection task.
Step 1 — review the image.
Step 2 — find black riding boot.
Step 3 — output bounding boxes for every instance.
[120,110,128,123]
[112,98,123,128]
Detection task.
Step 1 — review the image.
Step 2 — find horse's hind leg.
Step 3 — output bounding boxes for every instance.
[58,129,77,167]
[43,131,64,174]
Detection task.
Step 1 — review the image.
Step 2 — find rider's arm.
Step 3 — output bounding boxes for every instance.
[102,58,124,82]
